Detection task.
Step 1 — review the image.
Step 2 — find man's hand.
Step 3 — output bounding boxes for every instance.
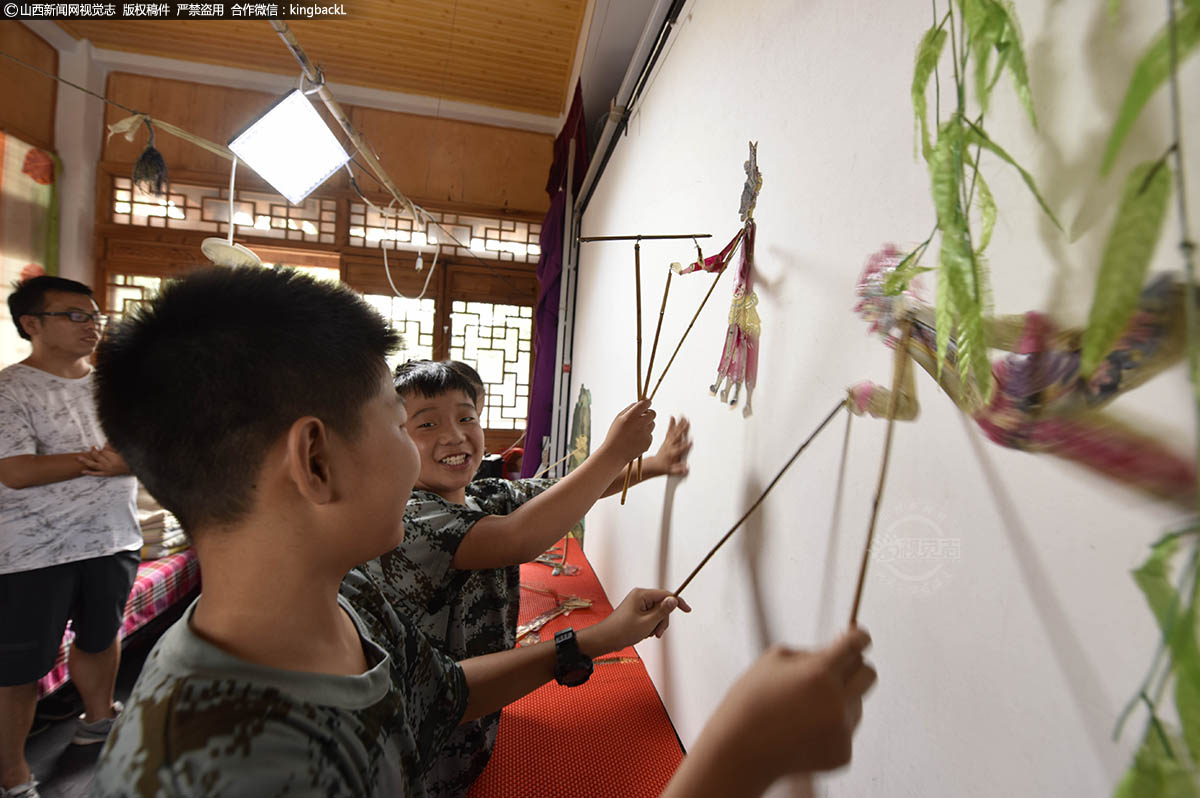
[581,588,691,656]
[644,415,692,477]
[596,400,656,466]
[662,628,877,797]
[721,628,876,773]
[77,444,130,477]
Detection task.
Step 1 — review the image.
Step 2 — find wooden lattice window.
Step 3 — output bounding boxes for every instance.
[348,203,542,265]
[361,294,438,371]
[448,300,533,430]
[112,177,337,244]
[105,273,163,322]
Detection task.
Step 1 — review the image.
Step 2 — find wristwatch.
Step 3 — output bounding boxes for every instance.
[553,628,593,687]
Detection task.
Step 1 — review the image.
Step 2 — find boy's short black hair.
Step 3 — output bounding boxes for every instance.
[7,276,94,340]
[393,359,485,406]
[94,267,401,532]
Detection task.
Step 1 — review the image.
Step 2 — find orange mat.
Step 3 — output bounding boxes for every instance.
[468,538,684,797]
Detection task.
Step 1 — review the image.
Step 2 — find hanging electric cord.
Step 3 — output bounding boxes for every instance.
[383,202,440,302]
[345,163,441,301]
[344,159,527,297]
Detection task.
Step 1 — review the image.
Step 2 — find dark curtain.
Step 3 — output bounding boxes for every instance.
[521,83,589,477]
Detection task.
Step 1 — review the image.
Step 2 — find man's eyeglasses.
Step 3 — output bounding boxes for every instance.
[31,311,108,325]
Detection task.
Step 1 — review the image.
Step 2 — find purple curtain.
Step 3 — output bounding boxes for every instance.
[521,83,589,477]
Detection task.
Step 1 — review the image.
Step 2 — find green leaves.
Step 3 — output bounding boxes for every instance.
[964,120,1062,229]
[1080,159,1172,376]
[1128,535,1200,778]
[973,163,997,252]
[883,247,934,296]
[1114,726,1199,798]
[929,117,993,398]
[1101,3,1200,175]
[959,0,1037,125]
[913,23,949,162]
[1134,535,1183,630]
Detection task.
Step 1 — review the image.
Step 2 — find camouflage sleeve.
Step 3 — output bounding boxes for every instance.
[339,569,468,772]
[408,493,487,568]
[469,477,559,514]
[398,601,470,771]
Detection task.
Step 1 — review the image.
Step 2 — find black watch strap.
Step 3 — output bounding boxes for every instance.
[553,627,593,687]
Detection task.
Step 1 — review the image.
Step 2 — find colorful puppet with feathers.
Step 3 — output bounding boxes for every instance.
[848,245,1195,508]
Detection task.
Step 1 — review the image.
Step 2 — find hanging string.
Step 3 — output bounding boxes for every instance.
[672,398,849,597]
[346,160,522,298]
[226,156,238,246]
[0,49,138,116]
[848,318,915,626]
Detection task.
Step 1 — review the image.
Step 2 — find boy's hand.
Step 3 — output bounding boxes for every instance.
[597,400,656,465]
[714,628,876,778]
[645,415,692,477]
[582,588,691,656]
[78,444,130,477]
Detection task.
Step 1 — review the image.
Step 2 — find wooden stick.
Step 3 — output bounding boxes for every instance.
[531,446,581,479]
[673,399,848,597]
[635,240,644,401]
[644,268,673,409]
[622,241,645,505]
[648,228,745,401]
[619,460,635,503]
[638,266,673,482]
[271,22,419,221]
[579,233,713,242]
[848,319,915,626]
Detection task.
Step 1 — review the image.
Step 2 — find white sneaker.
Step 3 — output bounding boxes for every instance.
[71,700,123,745]
[0,778,40,798]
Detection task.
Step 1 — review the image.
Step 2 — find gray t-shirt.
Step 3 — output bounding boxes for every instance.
[91,570,468,798]
[0,363,139,574]
[352,477,556,797]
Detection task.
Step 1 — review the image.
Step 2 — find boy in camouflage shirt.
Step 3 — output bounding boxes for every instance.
[86,268,687,797]
[355,359,693,795]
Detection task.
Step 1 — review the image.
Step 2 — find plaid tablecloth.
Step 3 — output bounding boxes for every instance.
[36,549,201,698]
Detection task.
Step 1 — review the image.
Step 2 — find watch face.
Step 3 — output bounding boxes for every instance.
[556,663,592,687]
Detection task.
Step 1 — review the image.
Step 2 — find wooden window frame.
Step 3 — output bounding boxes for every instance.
[93,164,541,454]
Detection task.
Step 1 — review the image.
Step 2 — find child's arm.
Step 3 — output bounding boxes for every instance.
[451,400,656,570]
[0,452,93,488]
[660,628,877,797]
[457,587,690,721]
[598,415,691,498]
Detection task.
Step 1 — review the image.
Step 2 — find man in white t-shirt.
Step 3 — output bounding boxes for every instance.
[0,277,140,798]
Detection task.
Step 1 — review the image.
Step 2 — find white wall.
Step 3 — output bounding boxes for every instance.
[573,1,1200,796]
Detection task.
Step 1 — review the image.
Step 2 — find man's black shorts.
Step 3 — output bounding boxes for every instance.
[0,551,139,686]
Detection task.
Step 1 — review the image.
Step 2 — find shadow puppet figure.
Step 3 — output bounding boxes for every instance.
[847,245,1195,508]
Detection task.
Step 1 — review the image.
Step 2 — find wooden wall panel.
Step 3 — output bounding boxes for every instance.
[101,73,333,190]
[351,107,552,214]
[0,23,58,151]
[102,73,552,215]
[344,253,431,297]
[446,264,537,305]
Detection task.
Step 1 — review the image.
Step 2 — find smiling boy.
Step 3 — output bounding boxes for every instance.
[354,359,691,795]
